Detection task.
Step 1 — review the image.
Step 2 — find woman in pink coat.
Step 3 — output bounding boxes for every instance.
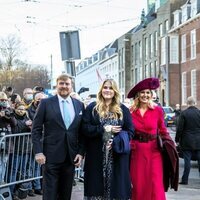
[127,78,171,200]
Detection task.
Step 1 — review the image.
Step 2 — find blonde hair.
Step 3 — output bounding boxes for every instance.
[94,79,123,120]
[130,91,157,112]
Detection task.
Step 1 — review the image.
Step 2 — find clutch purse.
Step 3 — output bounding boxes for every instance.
[157,134,163,150]
[103,125,113,142]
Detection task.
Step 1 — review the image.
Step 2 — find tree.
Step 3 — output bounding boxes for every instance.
[0,34,51,95]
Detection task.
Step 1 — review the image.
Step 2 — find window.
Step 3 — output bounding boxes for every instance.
[161,37,166,65]
[170,36,179,64]
[135,43,139,65]
[150,34,154,58]
[145,65,149,78]
[150,62,155,77]
[191,0,197,17]
[122,71,125,88]
[145,37,148,60]
[139,66,143,81]
[182,72,187,105]
[191,70,197,101]
[155,31,158,56]
[173,11,180,27]
[181,6,188,23]
[159,24,163,37]
[191,29,196,59]
[181,34,186,62]
[139,41,142,62]
[165,20,169,33]
[134,68,138,85]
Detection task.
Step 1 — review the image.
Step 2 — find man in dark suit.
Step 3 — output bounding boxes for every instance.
[175,96,200,185]
[32,74,85,200]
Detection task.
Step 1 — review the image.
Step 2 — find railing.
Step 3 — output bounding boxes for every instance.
[0,132,83,200]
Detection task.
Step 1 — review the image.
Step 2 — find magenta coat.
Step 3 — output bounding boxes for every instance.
[130,106,169,200]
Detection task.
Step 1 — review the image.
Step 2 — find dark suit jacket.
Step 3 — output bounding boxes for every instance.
[31,95,85,164]
[175,106,200,150]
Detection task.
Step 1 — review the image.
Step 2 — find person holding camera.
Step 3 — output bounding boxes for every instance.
[0,92,16,184]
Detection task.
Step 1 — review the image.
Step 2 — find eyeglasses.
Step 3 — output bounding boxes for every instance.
[103,86,113,90]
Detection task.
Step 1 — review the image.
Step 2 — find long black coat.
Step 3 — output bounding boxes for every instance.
[175,106,200,150]
[82,102,134,199]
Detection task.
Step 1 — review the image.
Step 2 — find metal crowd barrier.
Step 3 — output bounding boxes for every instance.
[0,132,42,200]
[0,132,83,200]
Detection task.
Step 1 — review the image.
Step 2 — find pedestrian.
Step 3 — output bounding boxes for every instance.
[0,92,16,185]
[82,78,134,200]
[27,92,47,196]
[22,88,34,109]
[31,74,85,200]
[174,103,181,127]
[175,96,200,185]
[127,78,177,200]
[8,101,33,199]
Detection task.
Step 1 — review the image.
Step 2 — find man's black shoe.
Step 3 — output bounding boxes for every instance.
[34,189,43,195]
[12,194,20,200]
[28,189,36,197]
[179,181,188,185]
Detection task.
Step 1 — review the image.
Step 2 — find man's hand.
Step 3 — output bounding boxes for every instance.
[35,153,46,165]
[74,154,83,167]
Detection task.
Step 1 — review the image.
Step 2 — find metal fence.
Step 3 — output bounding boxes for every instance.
[0,132,42,200]
[0,132,83,200]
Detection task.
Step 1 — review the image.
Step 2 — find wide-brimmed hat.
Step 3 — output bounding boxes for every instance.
[127,78,159,98]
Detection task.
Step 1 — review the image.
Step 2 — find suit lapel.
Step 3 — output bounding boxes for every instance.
[51,95,66,129]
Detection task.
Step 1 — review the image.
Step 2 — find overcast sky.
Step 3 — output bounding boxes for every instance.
[0,0,146,74]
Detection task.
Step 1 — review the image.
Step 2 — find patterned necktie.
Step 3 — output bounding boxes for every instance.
[62,100,71,129]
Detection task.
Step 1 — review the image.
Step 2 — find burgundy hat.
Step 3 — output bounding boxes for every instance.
[127,78,160,98]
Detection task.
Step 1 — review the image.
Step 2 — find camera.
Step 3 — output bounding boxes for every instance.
[4,109,14,118]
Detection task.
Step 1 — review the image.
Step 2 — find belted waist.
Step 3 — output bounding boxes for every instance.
[134,132,157,143]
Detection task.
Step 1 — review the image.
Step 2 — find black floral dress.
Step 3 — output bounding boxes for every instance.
[84,112,120,200]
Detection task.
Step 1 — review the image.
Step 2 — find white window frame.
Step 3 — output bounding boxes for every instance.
[191,0,197,17]
[181,34,186,63]
[150,34,154,58]
[165,20,169,32]
[190,29,196,60]
[170,36,179,64]
[182,72,187,105]
[159,23,163,37]
[155,31,158,56]
[145,37,148,60]
[181,5,188,23]
[161,37,166,65]
[173,11,180,27]
[191,69,197,101]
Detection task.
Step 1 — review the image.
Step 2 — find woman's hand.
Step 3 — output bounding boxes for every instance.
[111,125,122,134]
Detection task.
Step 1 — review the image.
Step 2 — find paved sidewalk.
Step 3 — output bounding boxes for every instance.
[27,180,83,200]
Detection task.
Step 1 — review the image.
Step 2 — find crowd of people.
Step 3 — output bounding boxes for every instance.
[1,74,200,200]
[0,86,47,199]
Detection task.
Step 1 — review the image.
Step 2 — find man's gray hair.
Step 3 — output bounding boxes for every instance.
[187,96,195,106]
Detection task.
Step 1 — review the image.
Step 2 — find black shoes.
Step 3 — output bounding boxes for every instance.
[28,189,36,197]
[179,181,188,185]
[34,189,43,195]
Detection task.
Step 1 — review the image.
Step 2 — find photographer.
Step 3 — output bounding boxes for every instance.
[0,92,16,184]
